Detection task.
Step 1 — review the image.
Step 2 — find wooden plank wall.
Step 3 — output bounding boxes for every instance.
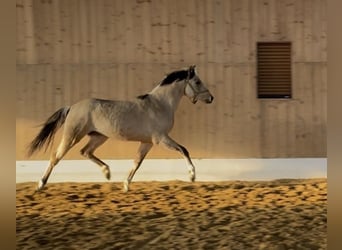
[16,0,327,160]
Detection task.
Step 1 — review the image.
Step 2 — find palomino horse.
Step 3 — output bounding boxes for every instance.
[28,65,214,192]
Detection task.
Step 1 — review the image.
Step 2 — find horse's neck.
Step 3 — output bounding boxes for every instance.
[150,82,185,112]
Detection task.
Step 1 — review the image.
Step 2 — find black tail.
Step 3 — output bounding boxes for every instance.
[27,107,70,157]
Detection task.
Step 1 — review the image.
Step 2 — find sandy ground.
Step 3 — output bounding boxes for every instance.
[16,179,326,250]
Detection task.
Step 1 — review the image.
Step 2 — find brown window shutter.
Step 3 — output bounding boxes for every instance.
[257,42,292,98]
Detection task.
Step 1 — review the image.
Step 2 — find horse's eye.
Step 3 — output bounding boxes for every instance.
[196,81,201,85]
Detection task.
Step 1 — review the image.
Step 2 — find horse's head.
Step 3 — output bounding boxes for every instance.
[184,65,214,104]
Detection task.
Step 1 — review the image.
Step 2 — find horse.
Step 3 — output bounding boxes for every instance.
[27,65,214,192]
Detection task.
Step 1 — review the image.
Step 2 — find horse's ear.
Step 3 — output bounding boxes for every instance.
[188,65,196,78]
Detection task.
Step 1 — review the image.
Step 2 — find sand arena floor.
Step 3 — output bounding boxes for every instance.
[16,179,326,250]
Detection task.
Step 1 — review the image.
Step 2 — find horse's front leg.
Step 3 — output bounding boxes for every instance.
[159,135,196,182]
[124,142,153,192]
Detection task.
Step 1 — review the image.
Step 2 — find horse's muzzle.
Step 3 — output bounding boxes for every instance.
[205,95,214,104]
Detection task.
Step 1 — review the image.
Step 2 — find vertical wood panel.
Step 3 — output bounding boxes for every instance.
[205,64,217,154]
[268,0,278,41]
[69,0,80,63]
[97,1,107,62]
[205,0,215,63]
[258,0,268,40]
[249,0,258,60]
[294,63,313,156]
[319,0,327,62]
[16,65,26,117]
[246,65,260,156]
[51,0,61,63]
[222,65,233,156]
[78,0,88,63]
[33,1,45,63]
[174,1,185,63]
[140,1,152,63]
[131,0,143,63]
[303,0,314,62]
[293,0,305,62]
[160,0,171,63]
[23,0,36,64]
[213,1,224,63]
[16,0,25,64]
[64,0,74,63]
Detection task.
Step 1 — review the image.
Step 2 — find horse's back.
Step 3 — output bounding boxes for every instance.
[65,98,140,138]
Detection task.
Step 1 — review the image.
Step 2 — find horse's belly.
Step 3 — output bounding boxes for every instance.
[109,126,152,143]
[92,112,164,143]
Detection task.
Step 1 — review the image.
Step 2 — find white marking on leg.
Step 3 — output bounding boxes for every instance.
[123,180,129,192]
[188,164,196,182]
[37,179,45,191]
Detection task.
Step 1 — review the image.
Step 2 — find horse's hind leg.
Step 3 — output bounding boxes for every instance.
[124,142,153,192]
[80,132,110,180]
[37,135,79,192]
[159,135,196,182]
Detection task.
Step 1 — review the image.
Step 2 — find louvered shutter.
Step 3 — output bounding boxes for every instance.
[257,42,292,98]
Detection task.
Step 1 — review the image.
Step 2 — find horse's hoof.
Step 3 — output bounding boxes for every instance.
[105,171,111,180]
[123,181,129,192]
[36,180,45,191]
[102,167,111,180]
[189,171,196,182]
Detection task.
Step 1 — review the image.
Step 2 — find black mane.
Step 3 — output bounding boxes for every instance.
[160,70,189,86]
[136,94,149,100]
